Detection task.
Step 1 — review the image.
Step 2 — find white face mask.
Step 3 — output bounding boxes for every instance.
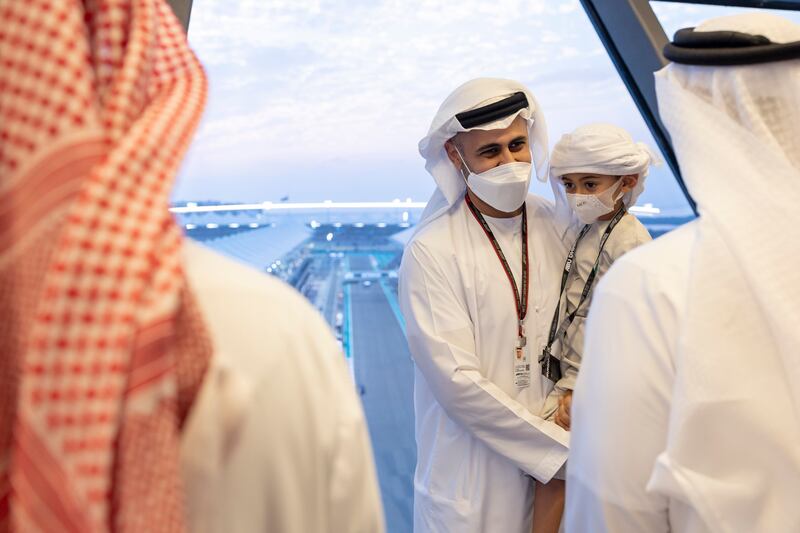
[565,178,624,225]
[455,148,532,213]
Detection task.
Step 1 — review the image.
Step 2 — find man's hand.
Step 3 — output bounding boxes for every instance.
[554,391,573,431]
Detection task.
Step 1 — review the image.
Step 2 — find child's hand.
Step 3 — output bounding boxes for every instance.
[555,391,573,431]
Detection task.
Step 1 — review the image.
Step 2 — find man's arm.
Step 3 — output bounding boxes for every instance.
[565,266,674,533]
[399,242,568,482]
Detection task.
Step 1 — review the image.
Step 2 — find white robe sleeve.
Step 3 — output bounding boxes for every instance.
[565,265,673,532]
[400,242,568,482]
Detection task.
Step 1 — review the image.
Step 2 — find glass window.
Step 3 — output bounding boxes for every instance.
[174,2,755,530]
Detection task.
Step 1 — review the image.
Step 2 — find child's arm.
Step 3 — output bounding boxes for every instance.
[540,386,564,424]
[555,391,572,430]
[551,355,579,431]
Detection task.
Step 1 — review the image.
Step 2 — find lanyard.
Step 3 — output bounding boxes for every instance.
[464,194,529,346]
[540,207,626,381]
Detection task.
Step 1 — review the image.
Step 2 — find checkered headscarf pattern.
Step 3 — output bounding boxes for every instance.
[0,1,211,531]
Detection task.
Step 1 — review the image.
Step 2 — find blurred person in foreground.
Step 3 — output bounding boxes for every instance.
[566,13,800,533]
[0,1,383,532]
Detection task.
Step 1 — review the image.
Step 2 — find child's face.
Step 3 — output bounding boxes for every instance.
[560,173,637,196]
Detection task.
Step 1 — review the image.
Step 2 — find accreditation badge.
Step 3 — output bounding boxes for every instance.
[514,342,531,389]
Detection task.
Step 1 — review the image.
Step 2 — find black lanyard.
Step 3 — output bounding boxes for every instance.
[540,208,626,382]
[464,194,529,349]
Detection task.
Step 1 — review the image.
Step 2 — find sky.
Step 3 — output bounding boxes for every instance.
[172,0,800,215]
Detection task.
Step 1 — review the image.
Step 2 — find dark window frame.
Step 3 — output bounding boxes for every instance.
[579,0,800,214]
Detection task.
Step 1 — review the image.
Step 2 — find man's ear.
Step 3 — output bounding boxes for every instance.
[444,139,466,176]
[621,174,639,192]
[444,140,460,167]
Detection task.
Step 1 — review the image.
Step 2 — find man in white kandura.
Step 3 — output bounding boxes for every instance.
[0,2,384,532]
[181,244,385,533]
[566,13,800,533]
[399,78,571,533]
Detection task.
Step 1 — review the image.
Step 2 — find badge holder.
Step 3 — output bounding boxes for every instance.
[539,346,562,383]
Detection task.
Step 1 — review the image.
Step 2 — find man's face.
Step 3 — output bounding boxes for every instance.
[444,115,531,177]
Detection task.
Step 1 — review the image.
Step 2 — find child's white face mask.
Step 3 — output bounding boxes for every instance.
[566,178,623,225]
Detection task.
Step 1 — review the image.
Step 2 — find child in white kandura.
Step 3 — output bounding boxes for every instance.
[541,123,661,431]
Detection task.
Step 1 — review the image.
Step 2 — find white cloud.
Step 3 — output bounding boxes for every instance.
[558,1,579,15]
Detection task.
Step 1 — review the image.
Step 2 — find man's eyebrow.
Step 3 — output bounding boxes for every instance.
[475,142,500,153]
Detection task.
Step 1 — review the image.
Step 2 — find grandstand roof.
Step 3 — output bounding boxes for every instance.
[190,224,310,270]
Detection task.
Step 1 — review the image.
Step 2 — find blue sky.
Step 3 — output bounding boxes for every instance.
[173,1,800,215]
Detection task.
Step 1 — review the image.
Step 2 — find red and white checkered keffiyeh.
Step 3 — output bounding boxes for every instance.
[0,1,211,531]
